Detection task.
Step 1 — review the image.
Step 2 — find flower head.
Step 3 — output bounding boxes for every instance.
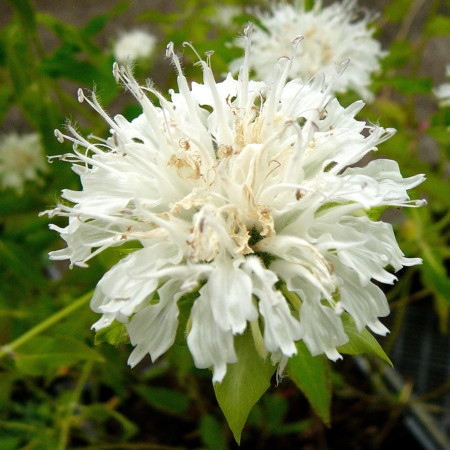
[44,28,424,383]
[231,0,384,101]
[113,29,157,63]
[0,132,47,195]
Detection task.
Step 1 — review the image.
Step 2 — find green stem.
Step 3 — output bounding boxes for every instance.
[57,359,94,450]
[0,291,92,360]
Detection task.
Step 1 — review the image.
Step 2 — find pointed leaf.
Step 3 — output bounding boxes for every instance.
[214,330,276,444]
[14,336,103,376]
[134,386,190,415]
[338,314,393,366]
[286,341,331,424]
[199,414,228,450]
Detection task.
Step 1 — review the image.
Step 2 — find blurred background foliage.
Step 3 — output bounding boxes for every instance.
[0,0,448,448]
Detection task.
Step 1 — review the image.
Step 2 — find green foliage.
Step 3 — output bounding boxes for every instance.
[214,330,276,444]
[134,386,190,414]
[0,0,448,447]
[14,336,103,376]
[338,315,393,367]
[94,320,129,346]
[200,414,229,450]
[286,341,331,424]
[384,0,414,23]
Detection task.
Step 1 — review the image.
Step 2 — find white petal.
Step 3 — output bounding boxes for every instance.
[244,257,302,356]
[203,258,257,333]
[332,255,390,333]
[299,300,348,360]
[127,279,182,367]
[187,295,237,383]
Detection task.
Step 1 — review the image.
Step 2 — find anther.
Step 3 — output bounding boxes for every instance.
[54,129,65,143]
[77,88,85,103]
[166,42,175,58]
[112,62,120,82]
[243,22,253,37]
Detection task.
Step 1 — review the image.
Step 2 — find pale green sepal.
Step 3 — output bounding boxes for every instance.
[94,321,128,346]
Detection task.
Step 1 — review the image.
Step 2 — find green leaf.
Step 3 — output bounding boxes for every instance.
[286,341,331,424]
[263,394,289,431]
[134,386,190,414]
[387,75,433,95]
[422,250,450,299]
[82,1,130,37]
[338,314,393,366]
[427,126,450,145]
[433,294,449,334]
[382,40,414,69]
[384,0,414,23]
[214,330,276,444]
[199,414,228,450]
[82,404,138,441]
[0,240,46,287]
[14,336,104,376]
[372,99,408,125]
[426,15,450,37]
[6,0,37,35]
[94,321,129,346]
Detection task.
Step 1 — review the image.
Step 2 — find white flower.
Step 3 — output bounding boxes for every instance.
[231,0,384,101]
[113,29,157,63]
[434,64,450,107]
[209,5,241,27]
[0,132,47,195]
[44,28,424,383]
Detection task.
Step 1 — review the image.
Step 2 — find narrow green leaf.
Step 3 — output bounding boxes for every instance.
[134,386,190,414]
[338,314,393,366]
[94,321,129,346]
[214,330,276,444]
[388,75,433,95]
[433,294,449,334]
[422,253,450,300]
[286,341,331,424]
[199,414,228,450]
[6,0,37,35]
[14,336,103,376]
[82,1,130,37]
[82,404,138,440]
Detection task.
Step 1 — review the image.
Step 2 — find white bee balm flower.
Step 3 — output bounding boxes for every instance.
[44,28,424,383]
[231,0,384,101]
[113,29,157,63]
[0,132,47,195]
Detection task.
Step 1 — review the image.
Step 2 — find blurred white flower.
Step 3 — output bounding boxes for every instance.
[434,64,450,107]
[209,5,241,27]
[113,29,157,63]
[0,132,47,195]
[231,0,384,101]
[44,28,424,383]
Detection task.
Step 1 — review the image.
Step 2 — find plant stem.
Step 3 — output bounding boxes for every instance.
[57,359,94,450]
[0,290,92,360]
